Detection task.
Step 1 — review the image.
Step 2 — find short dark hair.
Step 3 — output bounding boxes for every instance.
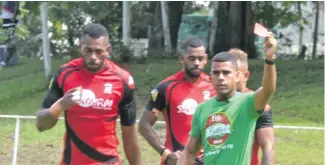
[81,23,109,39]
[180,36,205,55]
[211,52,238,69]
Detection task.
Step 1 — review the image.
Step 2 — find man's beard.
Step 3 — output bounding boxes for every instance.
[184,66,202,78]
[83,60,104,72]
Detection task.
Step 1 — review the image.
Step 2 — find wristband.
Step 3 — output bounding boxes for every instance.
[164,153,171,164]
[161,149,171,162]
[265,59,275,65]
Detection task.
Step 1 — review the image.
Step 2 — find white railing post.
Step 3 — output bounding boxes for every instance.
[12,118,20,165]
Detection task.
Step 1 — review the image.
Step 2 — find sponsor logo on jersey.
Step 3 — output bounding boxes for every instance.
[177,98,198,115]
[48,77,54,89]
[151,89,158,102]
[203,90,211,100]
[78,89,113,110]
[104,83,113,94]
[128,76,134,85]
[205,113,231,145]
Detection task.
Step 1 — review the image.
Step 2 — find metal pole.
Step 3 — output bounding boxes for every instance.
[122,1,131,46]
[160,1,172,52]
[12,118,20,165]
[40,2,51,78]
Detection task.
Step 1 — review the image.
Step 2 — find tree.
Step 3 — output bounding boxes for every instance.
[147,2,164,55]
[252,2,308,29]
[208,1,218,55]
[14,2,205,59]
[147,1,208,54]
[147,1,185,53]
[213,1,256,58]
[312,1,320,59]
[167,1,184,52]
[297,2,304,50]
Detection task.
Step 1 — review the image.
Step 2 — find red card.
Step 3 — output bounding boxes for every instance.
[254,23,269,37]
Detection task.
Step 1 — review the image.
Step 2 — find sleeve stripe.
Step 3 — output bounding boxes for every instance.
[57,66,80,88]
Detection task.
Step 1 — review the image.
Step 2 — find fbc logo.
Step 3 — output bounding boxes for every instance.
[205,113,231,145]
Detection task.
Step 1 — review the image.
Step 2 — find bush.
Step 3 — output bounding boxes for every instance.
[110,40,134,64]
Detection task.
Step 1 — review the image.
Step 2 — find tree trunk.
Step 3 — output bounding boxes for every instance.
[148,2,164,54]
[243,2,256,58]
[67,25,74,47]
[209,2,218,56]
[297,2,304,49]
[214,2,255,58]
[297,2,306,60]
[161,1,172,52]
[312,1,319,59]
[167,1,184,52]
[214,1,229,54]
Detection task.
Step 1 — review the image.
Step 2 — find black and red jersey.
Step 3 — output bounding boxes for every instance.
[243,88,273,165]
[145,71,215,164]
[40,58,136,165]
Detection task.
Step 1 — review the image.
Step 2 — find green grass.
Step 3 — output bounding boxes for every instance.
[0,58,323,165]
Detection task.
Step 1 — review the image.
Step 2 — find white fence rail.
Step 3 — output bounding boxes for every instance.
[1,114,324,165]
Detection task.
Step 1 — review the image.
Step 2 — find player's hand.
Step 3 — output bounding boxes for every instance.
[264,32,277,61]
[165,150,181,165]
[59,86,82,110]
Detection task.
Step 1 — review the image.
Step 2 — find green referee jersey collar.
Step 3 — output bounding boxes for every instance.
[215,92,241,103]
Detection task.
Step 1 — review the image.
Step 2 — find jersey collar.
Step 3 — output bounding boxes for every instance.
[216,92,241,103]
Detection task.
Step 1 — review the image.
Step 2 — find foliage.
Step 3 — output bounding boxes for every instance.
[110,40,134,64]
[252,1,309,28]
[8,1,316,61]
[0,1,209,61]
[130,2,154,39]
[183,1,208,15]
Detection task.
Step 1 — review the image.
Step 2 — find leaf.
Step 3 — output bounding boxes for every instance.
[55,20,62,31]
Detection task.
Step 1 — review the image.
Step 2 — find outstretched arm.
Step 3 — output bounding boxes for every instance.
[255,34,277,110]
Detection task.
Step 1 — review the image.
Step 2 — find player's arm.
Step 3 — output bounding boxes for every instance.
[177,106,202,165]
[255,34,277,110]
[36,69,80,132]
[119,80,142,165]
[36,69,64,132]
[138,83,168,155]
[256,109,275,165]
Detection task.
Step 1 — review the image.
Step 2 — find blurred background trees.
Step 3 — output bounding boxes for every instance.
[5,1,324,63]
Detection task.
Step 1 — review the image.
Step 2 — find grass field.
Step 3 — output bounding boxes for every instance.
[0,57,324,165]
